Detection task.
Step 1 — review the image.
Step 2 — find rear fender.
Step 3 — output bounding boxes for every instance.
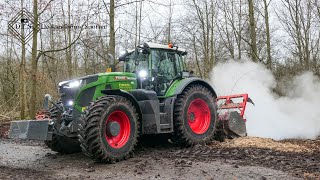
[166,78,217,98]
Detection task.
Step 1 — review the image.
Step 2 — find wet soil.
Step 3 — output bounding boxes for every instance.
[173,137,320,179]
[0,123,319,179]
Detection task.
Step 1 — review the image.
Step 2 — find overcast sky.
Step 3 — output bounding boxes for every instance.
[0,0,290,59]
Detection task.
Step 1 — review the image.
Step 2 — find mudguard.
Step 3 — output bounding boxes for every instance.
[166,77,217,98]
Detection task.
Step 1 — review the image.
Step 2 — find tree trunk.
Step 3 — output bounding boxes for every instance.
[168,0,172,44]
[238,1,243,60]
[109,0,115,59]
[135,1,138,46]
[30,0,39,118]
[19,0,26,119]
[294,0,303,67]
[248,0,258,62]
[66,0,72,78]
[264,0,272,69]
[193,35,203,79]
[138,0,143,45]
[210,0,215,69]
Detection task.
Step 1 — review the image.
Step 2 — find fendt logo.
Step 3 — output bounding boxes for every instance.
[8,8,38,43]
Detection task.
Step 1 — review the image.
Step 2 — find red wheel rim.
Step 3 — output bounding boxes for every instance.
[105,110,131,148]
[187,98,211,134]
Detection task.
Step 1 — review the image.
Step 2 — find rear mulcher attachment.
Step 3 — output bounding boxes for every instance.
[8,42,253,163]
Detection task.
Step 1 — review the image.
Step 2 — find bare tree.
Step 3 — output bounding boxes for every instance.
[29,0,39,118]
[278,0,315,71]
[109,0,115,59]
[19,0,27,119]
[189,0,216,77]
[248,0,258,62]
[264,0,272,69]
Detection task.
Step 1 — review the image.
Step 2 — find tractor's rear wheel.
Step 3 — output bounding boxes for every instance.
[44,103,81,154]
[78,96,139,163]
[173,84,217,146]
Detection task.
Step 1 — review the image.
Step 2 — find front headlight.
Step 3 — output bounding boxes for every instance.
[138,70,148,79]
[65,80,82,88]
[68,100,74,106]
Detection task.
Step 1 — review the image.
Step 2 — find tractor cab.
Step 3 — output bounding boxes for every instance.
[119,42,188,95]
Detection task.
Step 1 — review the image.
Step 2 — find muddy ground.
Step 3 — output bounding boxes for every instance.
[0,123,319,179]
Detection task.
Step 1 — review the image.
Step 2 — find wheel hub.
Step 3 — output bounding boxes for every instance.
[106,121,121,137]
[187,98,211,134]
[188,112,196,122]
[104,110,131,149]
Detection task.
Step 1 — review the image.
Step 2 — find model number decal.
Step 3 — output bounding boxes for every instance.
[114,76,136,80]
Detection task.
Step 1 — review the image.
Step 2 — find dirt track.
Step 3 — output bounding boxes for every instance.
[0,123,319,179]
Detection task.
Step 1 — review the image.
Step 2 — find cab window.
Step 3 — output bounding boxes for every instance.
[125,51,148,73]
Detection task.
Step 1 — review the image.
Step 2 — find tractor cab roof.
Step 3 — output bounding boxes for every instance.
[140,42,187,54]
[124,42,187,55]
[119,42,187,61]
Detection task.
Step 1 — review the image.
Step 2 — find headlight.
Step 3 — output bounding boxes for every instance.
[66,80,82,88]
[138,70,148,79]
[68,100,74,106]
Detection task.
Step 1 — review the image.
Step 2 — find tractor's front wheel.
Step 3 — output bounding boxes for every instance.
[78,96,139,163]
[173,84,217,146]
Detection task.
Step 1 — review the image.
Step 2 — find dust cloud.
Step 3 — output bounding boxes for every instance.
[210,60,320,140]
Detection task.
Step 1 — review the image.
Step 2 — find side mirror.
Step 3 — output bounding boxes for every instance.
[142,49,150,54]
[143,42,150,48]
[118,50,128,61]
[141,42,151,54]
[108,53,115,64]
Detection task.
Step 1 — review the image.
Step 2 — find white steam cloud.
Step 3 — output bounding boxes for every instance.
[210,60,320,140]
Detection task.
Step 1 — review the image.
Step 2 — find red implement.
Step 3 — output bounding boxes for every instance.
[35,109,51,120]
[216,94,254,121]
[216,94,254,137]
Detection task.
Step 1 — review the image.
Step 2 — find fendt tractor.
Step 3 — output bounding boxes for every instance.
[9,42,253,163]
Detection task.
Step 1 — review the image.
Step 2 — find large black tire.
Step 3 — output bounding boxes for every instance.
[78,96,139,163]
[173,84,217,146]
[44,103,81,154]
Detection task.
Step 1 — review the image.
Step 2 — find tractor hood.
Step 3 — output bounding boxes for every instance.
[58,72,137,108]
[58,74,99,107]
[58,74,99,88]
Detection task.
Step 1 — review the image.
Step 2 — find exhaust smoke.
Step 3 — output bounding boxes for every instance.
[210,60,320,140]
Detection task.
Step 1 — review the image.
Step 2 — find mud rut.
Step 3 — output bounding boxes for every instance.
[1,122,319,179]
[169,140,320,179]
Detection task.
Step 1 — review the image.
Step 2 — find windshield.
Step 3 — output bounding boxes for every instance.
[151,49,185,80]
[124,48,185,75]
[125,50,149,73]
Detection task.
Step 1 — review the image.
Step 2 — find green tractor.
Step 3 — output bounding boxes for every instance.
[9,42,252,163]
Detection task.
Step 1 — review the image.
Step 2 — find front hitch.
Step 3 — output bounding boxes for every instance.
[44,94,64,112]
[36,94,64,120]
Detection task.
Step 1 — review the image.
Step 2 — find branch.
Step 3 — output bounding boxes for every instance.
[36,30,82,61]
[80,38,108,62]
[0,114,10,119]
[39,0,55,16]
[36,0,96,61]
[115,0,145,8]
